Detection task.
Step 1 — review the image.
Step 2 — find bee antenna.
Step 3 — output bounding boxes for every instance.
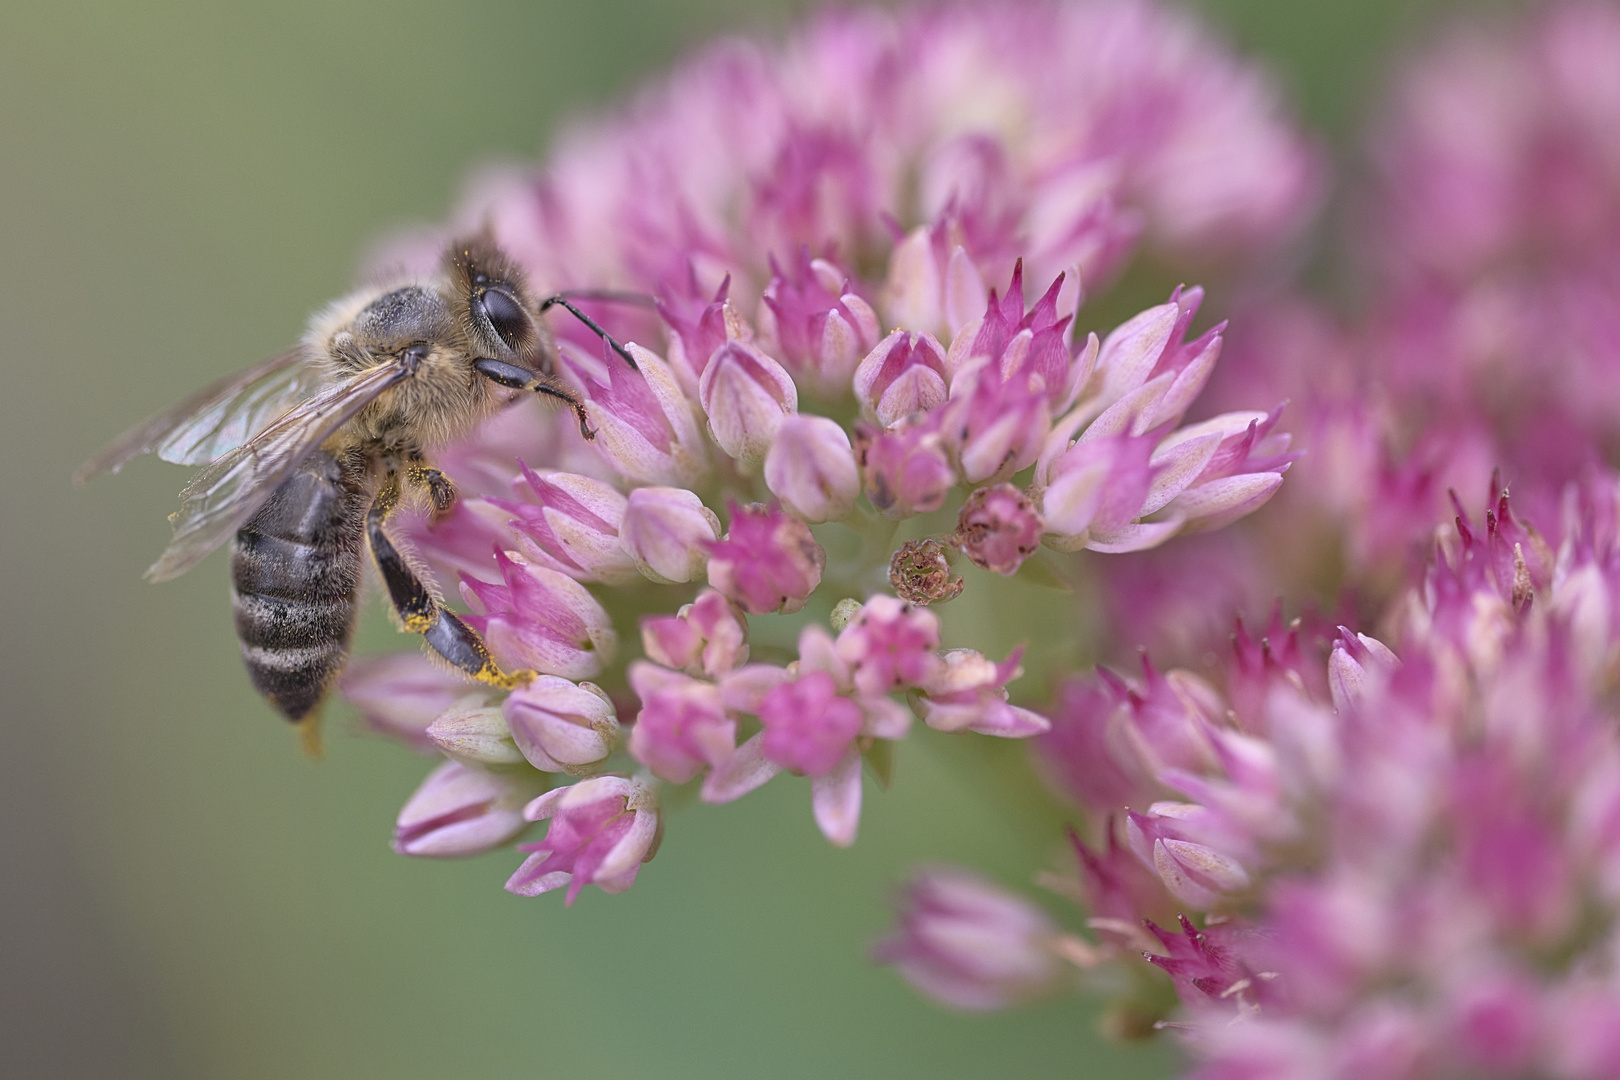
[553,288,657,309]
[537,294,640,371]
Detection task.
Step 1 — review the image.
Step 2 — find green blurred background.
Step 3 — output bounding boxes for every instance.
[0,1,1457,1076]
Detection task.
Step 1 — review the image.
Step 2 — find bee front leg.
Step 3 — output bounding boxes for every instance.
[473,357,596,441]
[366,473,534,690]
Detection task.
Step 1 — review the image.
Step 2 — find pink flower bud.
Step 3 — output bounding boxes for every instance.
[944,359,1051,485]
[833,594,942,698]
[486,465,637,585]
[341,651,482,751]
[873,866,1066,1011]
[503,676,620,773]
[426,702,525,767]
[764,414,860,523]
[697,341,799,465]
[1035,433,1159,553]
[506,775,661,905]
[657,274,735,386]
[392,760,546,858]
[759,669,865,776]
[757,251,881,395]
[1125,808,1250,908]
[706,502,826,615]
[640,589,749,678]
[852,419,956,520]
[853,331,952,428]
[627,662,735,783]
[881,220,989,340]
[954,483,1043,575]
[619,486,722,584]
[917,648,1050,738]
[946,263,1086,412]
[460,550,617,679]
[571,342,709,486]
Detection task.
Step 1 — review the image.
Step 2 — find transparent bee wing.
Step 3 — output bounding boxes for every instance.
[145,361,412,583]
[74,347,324,484]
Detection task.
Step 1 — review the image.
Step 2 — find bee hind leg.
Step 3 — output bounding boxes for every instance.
[367,473,534,690]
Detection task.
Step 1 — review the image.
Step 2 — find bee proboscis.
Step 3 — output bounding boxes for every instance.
[77,236,637,733]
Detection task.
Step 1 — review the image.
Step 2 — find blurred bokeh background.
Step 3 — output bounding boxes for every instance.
[1,1,1461,1076]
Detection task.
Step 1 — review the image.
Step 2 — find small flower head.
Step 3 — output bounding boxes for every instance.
[759,669,865,776]
[852,418,956,520]
[757,251,882,395]
[490,465,637,585]
[640,589,749,679]
[460,550,617,679]
[341,652,484,750]
[833,594,943,699]
[619,486,723,585]
[764,414,860,524]
[888,538,964,605]
[506,775,661,904]
[955,483,1043,575]
[503,676,620,774]
[874,867,1068,1011]
[626,662,737,785]
[393,761,546,858]
[706,501,826,615]
[917,648,1050,738]
[853,330,952,428]
[698,341,799,465]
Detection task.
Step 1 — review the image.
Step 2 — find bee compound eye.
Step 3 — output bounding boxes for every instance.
[478,288,531,350]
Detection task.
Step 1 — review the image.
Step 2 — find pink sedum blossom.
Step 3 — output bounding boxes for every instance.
[763,414,860,524]
[460,550,617,680]
[393,761,546,859]
[488,465,638,585]
[506,775,661,905]
[874,867,1070,1011]
[502,676,620,774]
[758,670,865,777]
[346,0,1317,927]
[705,501,826,616]
[639,588,749,679]
[626,662,736,785]
[619,485,722,585]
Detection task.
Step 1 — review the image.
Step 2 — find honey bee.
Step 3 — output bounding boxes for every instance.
[76,236,636,731]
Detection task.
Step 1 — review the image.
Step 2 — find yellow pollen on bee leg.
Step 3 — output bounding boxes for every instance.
[477,660,536,690]
[403,612,435,634]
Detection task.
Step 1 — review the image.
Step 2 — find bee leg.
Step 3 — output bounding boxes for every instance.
[405,460,457,523]
[367,474,534,690]
[536,294,640,371]
[472,357,596,441]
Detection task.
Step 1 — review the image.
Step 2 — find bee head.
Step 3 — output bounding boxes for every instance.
[333,284,455,371]
[447,235,547,369]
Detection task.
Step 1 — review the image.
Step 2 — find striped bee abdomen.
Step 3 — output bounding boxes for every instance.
[230,450,365,720]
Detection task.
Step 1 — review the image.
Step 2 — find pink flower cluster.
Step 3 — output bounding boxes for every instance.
[343,0,1306,909]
